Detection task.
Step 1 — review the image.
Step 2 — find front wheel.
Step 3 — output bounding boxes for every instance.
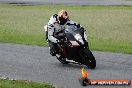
[81,49,96,69]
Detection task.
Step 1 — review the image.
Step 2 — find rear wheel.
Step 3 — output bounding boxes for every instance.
[82,49,96,69]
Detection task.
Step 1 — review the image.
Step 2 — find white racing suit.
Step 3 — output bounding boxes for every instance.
[47,14,83,56]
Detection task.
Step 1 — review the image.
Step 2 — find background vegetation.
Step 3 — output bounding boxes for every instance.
[0,4,132,54]
[0,79,55,88]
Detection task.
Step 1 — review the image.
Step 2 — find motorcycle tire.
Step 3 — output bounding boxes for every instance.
[82,49,96,69]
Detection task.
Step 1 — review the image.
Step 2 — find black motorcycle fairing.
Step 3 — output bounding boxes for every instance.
[55,25,96,69]
[53,29,65,40]
[65,26,87,46]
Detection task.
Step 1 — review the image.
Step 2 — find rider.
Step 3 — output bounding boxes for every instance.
[47,10,83,56]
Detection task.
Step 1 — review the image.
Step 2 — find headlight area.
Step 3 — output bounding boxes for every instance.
[74,34,84,45]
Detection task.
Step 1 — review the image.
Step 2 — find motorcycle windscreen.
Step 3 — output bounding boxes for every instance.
[65,31,80,47]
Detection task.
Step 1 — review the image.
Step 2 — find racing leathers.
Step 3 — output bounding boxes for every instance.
[47,14,82,56]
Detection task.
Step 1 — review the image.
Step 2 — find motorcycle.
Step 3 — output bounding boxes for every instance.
[53,24,96,69]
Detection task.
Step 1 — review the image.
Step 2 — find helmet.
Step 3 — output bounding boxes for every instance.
[58,10,69,25]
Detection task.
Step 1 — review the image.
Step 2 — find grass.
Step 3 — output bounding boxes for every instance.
[0,4,132,54]
[0,79,55,88]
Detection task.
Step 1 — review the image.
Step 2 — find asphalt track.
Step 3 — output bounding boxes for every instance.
[0,43,132,88]
[0,0,132,5]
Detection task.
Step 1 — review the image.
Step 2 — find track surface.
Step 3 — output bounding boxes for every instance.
[0,43,132,88]
[0,0,132,5]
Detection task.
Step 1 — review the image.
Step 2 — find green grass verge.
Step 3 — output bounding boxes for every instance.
[0,79,55,88]
[0,4,132,54]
